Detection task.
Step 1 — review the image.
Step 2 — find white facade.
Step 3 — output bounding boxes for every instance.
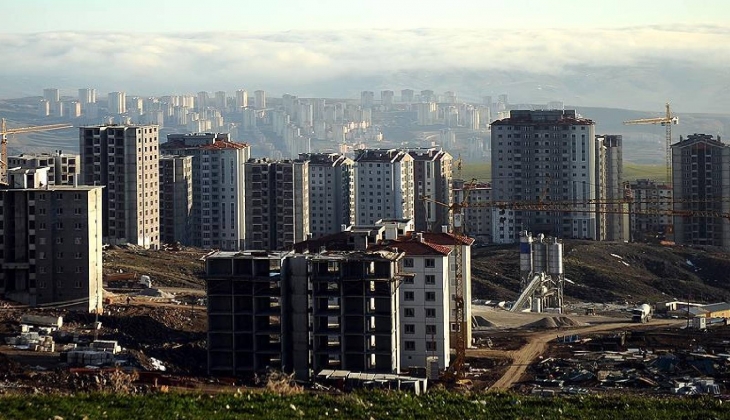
[399,250,451,370]
[354,149,415,226]
[108,91,126,114]
[236,89,248,110]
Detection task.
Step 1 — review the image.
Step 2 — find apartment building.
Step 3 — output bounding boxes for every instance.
[7,151,80,186]
[0,168,103,312]
[408,148,453,233]
[205,248,403,380]
[672,134,730,247]
[491,110,596,243]
[159,155,193,245]
[244,158,309,251]
[354,149,414,226]
[80,124,160,248]
[162,133,250,250]
[299,153,354,238]
[595,135,628,242]
[629,179,673,241]
[455,181,492,244]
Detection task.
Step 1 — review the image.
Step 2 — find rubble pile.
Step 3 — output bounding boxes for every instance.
[523,316,586,330]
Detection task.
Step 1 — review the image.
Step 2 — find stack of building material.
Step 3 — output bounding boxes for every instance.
[65,350,115,366]
[90,340,121,354]
[35,336,55,352]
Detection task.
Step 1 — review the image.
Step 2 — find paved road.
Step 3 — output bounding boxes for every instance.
[483,319,682,391]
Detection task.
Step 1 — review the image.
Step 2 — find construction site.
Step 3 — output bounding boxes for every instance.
[0,241,727,397]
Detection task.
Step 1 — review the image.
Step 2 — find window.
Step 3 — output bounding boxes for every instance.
[426,341,437,351]
[403,276,414,284]
[404,324,415,334]
[405,341,416,351]
[425,258,435,268]
[404,308,415,317]
[426,324,437,335]
[404,291,414,301]
[403,258,414,267]
[425,308,436,318]
[425,291,436,302]
[425,275,436,285]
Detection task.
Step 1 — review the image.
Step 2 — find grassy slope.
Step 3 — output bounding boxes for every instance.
[0,391,724,420]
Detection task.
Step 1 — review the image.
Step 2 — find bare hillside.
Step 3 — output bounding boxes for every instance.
[471,241,730,304]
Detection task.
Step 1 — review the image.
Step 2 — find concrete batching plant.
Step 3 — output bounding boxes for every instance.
[511,231,565,313]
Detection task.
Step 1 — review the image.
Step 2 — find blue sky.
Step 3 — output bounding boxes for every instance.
[4,0,727,33]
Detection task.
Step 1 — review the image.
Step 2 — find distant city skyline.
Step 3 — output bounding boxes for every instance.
[1,1,729,112]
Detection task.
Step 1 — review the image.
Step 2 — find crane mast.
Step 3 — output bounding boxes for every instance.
[0,118,73,185]
[623,103,678,185]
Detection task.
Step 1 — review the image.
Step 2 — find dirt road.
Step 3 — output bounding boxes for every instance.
[484,319,682,391]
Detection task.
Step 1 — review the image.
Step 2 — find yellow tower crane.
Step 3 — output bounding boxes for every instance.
[623,103,678,185]
[0,118,73,184]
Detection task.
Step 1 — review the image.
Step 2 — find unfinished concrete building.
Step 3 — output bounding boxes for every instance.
[159,155,193,245]
[205,248,404,380]
[7,151,80,186]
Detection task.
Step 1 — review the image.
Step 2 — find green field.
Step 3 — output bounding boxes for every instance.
[460,163,667,183]
[0,391,725,419]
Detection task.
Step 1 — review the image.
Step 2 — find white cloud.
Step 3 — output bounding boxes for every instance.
[0,26,729,109]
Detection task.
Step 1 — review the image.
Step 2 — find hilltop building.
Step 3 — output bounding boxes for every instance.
[80,124,160,248]
[162,133,250,250]
[672,134,730,247]
[0,168,103,312]
[490,110,597,243]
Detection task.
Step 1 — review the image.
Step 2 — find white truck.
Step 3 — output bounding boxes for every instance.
[632,304,653,323]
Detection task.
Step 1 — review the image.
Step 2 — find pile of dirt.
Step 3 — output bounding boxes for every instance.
[136,288,175,299]
[103,248,208,289]
[523,316,585,330]
[472,315,497,329]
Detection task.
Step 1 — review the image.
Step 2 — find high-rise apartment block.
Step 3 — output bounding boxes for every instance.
[159,155,193,245]
[409,148,453,232]
[299,153,354,238]
[78,88,96,105]
[354,149,415,226]
[244,158,309,250]
[205,248,403,380]
[455,181,492,244]
[381,90,394,109]
[416,102,437,126]
[595,135,628,242]
[672,134,730,247]
[254,90,266,109]
[361,91,374,108]
[163,133,250,250]
[0,168,103,312]
[235,90,248,110]
[80,124,160,248]
[107,91,126,115]
[629,179,672,241]
[401,89,414,103]
[491,110,596,243]
[7,151,79,186]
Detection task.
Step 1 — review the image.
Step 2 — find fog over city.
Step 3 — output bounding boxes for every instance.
[2,25,730,111]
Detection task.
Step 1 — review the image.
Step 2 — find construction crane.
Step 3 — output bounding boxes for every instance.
[422,177,477,381]
[623,103,678,185]
[0,118,73,185]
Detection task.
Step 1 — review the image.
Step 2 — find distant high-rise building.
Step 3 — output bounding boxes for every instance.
[361,91,374,108]
[43,88,60,103]
[244,158,309,250]
[299,152,354,238]
[455,181,492,243]
[37,100,50,117]
[235,89,248,110]
[380,90,394,109]
[254,90,266,109]
[443,91,457,104]
[7,151,79,186]
[80,124,160,248]
[401,89,414,103]
[353,149,415,225]
[0,168,103,312]
[197,91,209,111]
[491,110,596,243]
[416,102,437,126]
[672,133,730,248]
[408,148,453,232]
[595,135,627,241]
[420,90,435,102]
[78,88,96,106]
[159,155,193,246]
[107,91,126,114]
[163,133,251,250]
[214,91,226,110]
